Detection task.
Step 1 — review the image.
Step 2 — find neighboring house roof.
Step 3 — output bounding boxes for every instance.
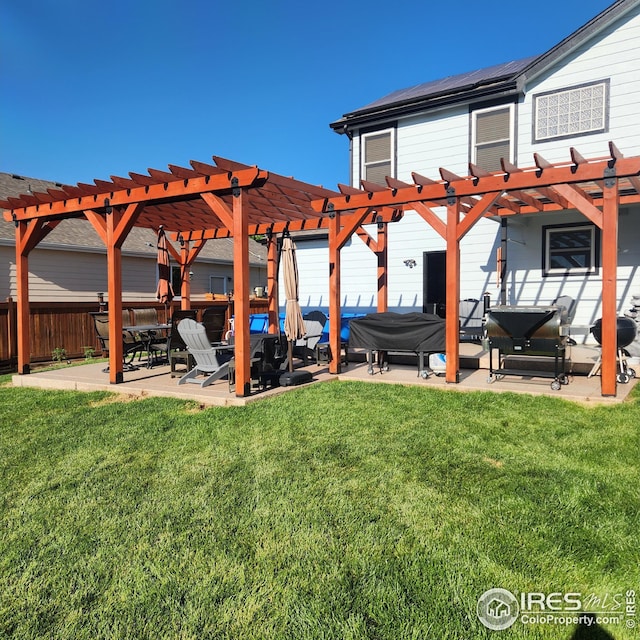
[0,172,267,266]
[331,0,640,132]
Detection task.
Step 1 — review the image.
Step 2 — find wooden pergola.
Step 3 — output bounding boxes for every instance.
[3,145,640,397]
[311,142,640,397]
[0,156,400,396]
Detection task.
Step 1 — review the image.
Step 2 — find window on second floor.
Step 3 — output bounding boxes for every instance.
[361,128,394,185]
[533,80,609,143]
[471,104,514,172]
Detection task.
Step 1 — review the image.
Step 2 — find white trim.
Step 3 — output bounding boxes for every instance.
[360,127,395,183]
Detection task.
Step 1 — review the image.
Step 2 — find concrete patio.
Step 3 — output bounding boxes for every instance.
[10,342,638,406]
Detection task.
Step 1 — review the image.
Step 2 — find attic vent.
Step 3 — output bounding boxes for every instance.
[11,175,25,180]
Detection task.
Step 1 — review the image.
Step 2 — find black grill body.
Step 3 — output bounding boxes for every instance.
[591,317,636,349]
[485,305,570,389]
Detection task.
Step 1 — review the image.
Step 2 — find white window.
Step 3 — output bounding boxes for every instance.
[534,80,608,142]
[543,224,598,276]
[361,129,394,184]
[472,104,514,172]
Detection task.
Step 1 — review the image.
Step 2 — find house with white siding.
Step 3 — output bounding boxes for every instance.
[296,0,640,344]
[0,173,268,303]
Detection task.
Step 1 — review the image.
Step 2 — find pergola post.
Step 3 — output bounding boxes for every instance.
[267,234,279,334]
[106,208,125,384]
[232,187,251,397]
[15,221,31,375]
[14,218,60,375]
[377,220,388,312]
[445,197,461,383]
[180,241,191,309]
[600,176,619,396]
[328,210,342,374]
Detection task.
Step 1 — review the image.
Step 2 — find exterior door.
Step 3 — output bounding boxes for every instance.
[423,251,446,317]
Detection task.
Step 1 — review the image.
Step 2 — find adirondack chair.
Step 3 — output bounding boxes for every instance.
[177,318,233,387]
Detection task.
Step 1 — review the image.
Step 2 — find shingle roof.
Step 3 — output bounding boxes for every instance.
[0,172,266,265]
[352,57,536,116]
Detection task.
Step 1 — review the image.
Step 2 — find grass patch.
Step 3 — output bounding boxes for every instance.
[1,379,638,639]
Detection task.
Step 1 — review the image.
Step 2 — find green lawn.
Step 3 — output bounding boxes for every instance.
[0,376,638,639]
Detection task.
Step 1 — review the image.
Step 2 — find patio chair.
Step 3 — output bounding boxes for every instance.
[201,306,227,343]
[552,295,577,344]
[89,311,145,370]
[459,299,485,344]
[128,306,168,367]
[168,309,198,377]
[292,311,327,365]
[177,318,233,387]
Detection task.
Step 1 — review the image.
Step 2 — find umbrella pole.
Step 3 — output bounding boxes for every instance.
[288,340,293,372]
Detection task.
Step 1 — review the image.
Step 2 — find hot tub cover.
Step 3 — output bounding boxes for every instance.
[349,312,446,352]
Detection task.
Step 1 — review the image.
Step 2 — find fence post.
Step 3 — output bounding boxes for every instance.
[6,297,17,364]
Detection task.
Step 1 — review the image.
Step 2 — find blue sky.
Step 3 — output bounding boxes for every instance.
[1,0,614,190]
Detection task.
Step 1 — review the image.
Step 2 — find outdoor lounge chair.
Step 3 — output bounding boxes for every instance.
[552,295,577,345]
[128,307,169,366]
[177,318,233,387]
[292,311,327,365]
[459,299,486,344]
[168,309,198,377]
[201,306,227,343]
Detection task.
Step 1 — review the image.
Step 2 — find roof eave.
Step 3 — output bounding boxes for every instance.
[517,0,640,85]
[331,80,522,133]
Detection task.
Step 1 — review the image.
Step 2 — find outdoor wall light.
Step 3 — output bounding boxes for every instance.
[188,270,194,280]
[403,259,417,268]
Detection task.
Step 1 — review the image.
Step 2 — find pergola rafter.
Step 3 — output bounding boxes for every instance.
[311,144,640,397]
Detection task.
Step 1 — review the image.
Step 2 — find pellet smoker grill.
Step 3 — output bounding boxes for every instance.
[485,305,571,390]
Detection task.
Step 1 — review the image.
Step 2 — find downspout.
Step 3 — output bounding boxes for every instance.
[500,217,508,305]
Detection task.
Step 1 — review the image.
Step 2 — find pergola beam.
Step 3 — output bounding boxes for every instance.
[4,167,267,223]
[312,157,640,214]
[175,207,403,242]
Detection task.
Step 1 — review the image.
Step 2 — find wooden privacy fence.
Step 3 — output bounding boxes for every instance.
[0,298,269,373]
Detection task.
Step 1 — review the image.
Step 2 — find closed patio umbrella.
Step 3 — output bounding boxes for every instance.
[156,226,174,308]
[282,235,305,372]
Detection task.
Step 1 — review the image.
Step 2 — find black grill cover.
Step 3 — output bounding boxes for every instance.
[349,312,445,352]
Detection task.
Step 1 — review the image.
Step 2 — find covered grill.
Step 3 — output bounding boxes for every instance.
[485,305,571,390]
[349,312,445,378]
